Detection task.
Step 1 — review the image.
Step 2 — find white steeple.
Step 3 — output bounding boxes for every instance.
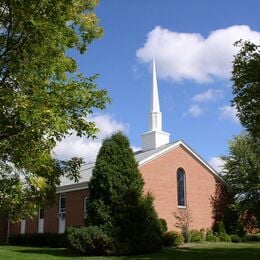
[150,58,162,131]
[141,59,170,151]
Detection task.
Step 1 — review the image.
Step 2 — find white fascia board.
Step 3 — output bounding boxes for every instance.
[56,181,89,193]
[138,140,227,186]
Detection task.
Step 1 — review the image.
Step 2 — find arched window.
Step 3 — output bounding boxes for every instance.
[177,168,186,207]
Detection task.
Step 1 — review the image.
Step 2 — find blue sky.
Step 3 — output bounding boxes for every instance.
[54,0,260,171]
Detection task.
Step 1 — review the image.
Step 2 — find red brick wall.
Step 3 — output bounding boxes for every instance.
[8,189,89,235]
[44,195,59,233]
[66,189,89,227]
[5,145,229,235]
[0,215,7,242]
[139,145,228,231]
[10,221,20,235]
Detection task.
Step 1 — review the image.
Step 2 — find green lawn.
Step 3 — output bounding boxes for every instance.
[0,242,260,260]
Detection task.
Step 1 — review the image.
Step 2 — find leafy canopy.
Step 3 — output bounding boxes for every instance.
[231,41,260,141]
[221,133,260,230]
[0,0,110,220]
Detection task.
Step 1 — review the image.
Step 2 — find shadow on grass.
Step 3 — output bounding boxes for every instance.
[14,248,76,258]
[127,244,260,260]
[13,243,260,260]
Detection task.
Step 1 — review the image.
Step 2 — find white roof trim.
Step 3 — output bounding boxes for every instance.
[56,181,88,193]
[55,140,227,194]
[138,140,226,185]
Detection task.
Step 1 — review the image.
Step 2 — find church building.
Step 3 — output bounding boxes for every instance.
[0,60,229,240]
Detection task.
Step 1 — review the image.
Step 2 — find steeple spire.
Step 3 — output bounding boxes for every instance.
[149,58,162,131]
[141,58,170,151]
[151,58,160,112]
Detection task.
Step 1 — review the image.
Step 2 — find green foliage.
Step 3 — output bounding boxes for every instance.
[218,233,232,242]
[182,228,191,243]
[66,226,114,256]
[162,231,184,247]
[0,0,109,219]
[249,233,260,242]
[214,221,226,234]
[206,230,219,242]
[231,41,260,140]
[190,230,204,242]
[222,133,260,230]
[9,233,66,247]
[231,234,241,243]
[159,218,168,233]
[86,132,162,255]
[223,204,245,236]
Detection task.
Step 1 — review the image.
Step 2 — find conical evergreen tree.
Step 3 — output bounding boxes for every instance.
[87,132,162,254]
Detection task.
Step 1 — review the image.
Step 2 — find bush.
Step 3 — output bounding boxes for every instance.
[182,228,191,243]
[249,233,260,241]
[159,218,168,233]
[9,233,66,247]
[223,205,245,236]
[241,234,250,242]
[190,229,204,242]
[231,234,241,243]
[218,232,231,242]
[206,230,219,242]
[66,226,114,256]
[163,231,184,247]
[214,221,226,234]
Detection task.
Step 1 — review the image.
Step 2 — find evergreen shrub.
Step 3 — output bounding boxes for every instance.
[206,230,219,242]
[66,226,114,256]
[231,234,241,243]
[218,232,231,242]
[182,228,191,243]
[249,233,260,241]
[214,221,226,234]
[159,218,168,233]
[190,229,204,242]
[85,132,163,255]
[162,231,184,247]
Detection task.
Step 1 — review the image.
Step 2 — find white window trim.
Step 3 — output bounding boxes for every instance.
[38,208,44,234]
[59,193,66,213]
[20,220,26,234]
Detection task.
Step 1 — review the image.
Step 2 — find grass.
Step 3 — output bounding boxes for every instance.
[0,242,259,259]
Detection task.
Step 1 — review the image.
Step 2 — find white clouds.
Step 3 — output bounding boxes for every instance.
[192,89,223,103]
[137,25,260,83]
[186,89,223,117]
[53,114,127,162]
[208,157,225,173]
[219,105,239,123]
[187,104,204,117]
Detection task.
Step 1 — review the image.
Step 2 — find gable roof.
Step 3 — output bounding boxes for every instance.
[135,140,226,185]
[57,140,227,193]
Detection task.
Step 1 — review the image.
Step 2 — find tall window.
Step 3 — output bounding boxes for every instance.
[59,194,66,213]
[177,168,186,207]
[39,208,44,219]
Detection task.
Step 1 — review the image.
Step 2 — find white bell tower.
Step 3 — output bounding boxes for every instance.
[141,59,170,151]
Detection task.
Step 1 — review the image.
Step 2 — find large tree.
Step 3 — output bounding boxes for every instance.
[221,133,260,230]
[231,40,260,142]
[0,0,109,220]
[87,132,162,255]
